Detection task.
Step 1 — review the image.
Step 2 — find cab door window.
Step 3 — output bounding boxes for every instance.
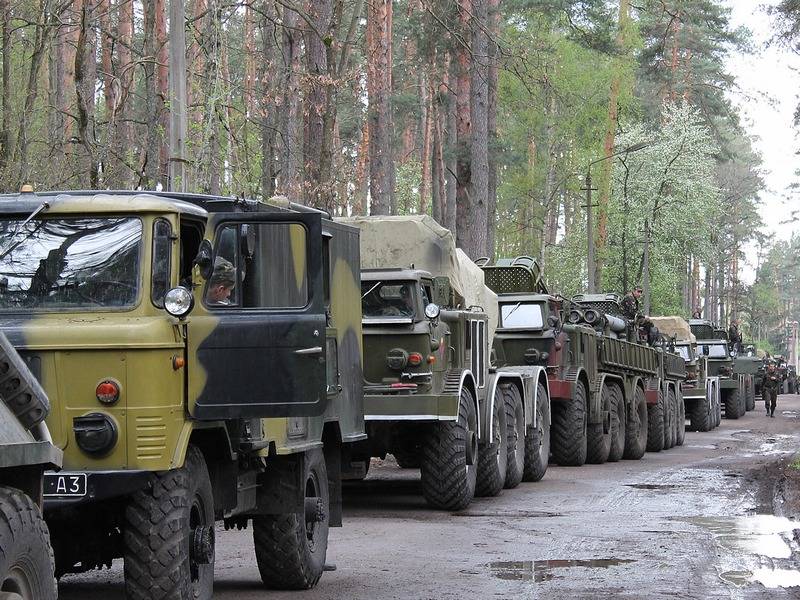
[207,222,308,309]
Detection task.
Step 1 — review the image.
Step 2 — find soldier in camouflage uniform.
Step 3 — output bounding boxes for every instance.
[762,361,780,417]
[621,286,643,321]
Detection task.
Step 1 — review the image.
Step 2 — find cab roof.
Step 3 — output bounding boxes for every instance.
[0,190,333,220]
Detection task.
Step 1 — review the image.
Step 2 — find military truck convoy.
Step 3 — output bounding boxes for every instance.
[0,190,764,598]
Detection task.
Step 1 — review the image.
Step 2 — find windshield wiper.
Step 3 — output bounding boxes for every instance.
[504,302,522,319]
[0,201,50,262]
[361,281,382,300]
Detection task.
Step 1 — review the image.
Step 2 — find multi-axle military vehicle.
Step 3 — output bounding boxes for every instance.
[340,217,550,510]
[0,189,366,599]
[569,294,686,454]
[689,319,747,419]
[0,331,62,600]
[650,317,720,432]
[480,259,684,466]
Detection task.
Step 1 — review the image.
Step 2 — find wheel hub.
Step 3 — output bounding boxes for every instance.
[190,524,215,565]
[305,496,326,523]
[465,430,478,466]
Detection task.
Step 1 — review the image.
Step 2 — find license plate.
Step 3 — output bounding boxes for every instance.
[44,473,87,497]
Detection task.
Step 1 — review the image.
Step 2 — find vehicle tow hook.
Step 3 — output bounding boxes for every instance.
[305,496,327,523]
[191,524,215,565]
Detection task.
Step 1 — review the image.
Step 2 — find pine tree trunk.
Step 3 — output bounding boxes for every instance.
[466,0,489,259]
[278,6,302,200]
[367,0,394,215]
[0,0,10,177]
[156,0,169,183]
[486,0,500,259]
[419,72,432,215]
[259,0,279,199]
[454,0,472,246]
[595,0,630,291]
[74,0,99,187]
[116,0,134,186]
[445,63,458,233]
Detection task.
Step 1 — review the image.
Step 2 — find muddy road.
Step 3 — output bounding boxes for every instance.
[60,395,800,599]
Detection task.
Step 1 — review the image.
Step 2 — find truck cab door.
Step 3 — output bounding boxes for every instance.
[187,211,327,419]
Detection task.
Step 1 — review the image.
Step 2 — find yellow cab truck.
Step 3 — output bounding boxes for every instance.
[0,189,365,599]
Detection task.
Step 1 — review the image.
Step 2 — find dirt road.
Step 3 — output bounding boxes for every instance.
[59,395,800,599]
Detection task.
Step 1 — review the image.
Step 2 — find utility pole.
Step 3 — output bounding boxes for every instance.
[169,0,188,192]
[643,219,651,314]
[584,171,597,293]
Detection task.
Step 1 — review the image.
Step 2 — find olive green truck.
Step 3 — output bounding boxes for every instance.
[480,259,685,467]
[689,319,749,419]
[340,217,550,510]
[0,189,367,599]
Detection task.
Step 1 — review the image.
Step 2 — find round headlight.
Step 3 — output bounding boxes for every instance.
[164,286,194,318]
[73,413,118,456]
[424,303,441,320]
[567,309,583,324]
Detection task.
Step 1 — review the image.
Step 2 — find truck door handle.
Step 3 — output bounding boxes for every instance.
[294,346,323,355]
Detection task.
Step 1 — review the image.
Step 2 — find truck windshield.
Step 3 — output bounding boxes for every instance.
[697,343,728,359]
[0,217,142,311]
[361,281,417,319]
[675,346,692,361]
[500,302,544,329]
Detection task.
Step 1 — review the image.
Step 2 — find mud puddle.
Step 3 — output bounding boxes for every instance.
[625,483,677,490]
[487,558,635,582]
[687,514,800,588]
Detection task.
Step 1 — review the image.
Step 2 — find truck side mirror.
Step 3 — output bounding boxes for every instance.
[702,345,709,356]
[193,240,214,280]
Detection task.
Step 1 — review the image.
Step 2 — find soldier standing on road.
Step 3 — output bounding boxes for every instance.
[762,361,780,417]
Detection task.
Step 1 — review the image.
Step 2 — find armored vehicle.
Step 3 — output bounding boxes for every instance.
[690,319,747,419]
[0,331,62,600]
[0,189,366,598]
[570,294,686,454]
[650,317,720,432]
[340,217,549,510]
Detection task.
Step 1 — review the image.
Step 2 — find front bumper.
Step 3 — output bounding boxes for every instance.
[364,393,459,421]
[43,469,151,511]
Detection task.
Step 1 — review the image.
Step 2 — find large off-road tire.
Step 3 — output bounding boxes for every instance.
[623,385,648,460]
[688,398,711,432]
[723,389,742,419]
[253,449,329,590]
[715,389,722,427]
[745,383,755,411]
[0,487,57,600]
[503,385,525,489]
[476,388,508,497]
[647,389,665,453]
[523,382,550,482]
[550,379,588,467]
[421,387,478,510]
[666,388,677,449]
[673,388,685,446]
[124,445,214,600]
[608,384,626,463]
[587,384,612,464]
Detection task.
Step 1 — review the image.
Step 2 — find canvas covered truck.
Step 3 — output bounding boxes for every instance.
[0,331,62,600]
[690,319,747,419]
[0,189,366,599]
[650,316,720,432]
[339,216,549,510]
[569,294,687,455]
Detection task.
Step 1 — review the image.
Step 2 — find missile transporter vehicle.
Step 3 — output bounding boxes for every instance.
[0,331,62,600]
[340,217,550,510]
[0,189,366,598]
[568,294,686,454]
[689,319,747,419]
[650,317,720,432]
